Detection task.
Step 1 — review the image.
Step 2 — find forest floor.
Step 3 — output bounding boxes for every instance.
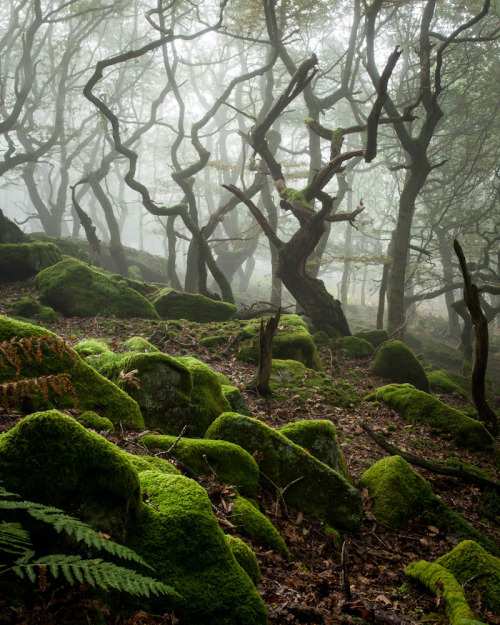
[1,280,499,625]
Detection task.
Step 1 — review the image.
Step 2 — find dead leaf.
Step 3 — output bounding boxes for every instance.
[375,594,391,606]
[120,368,141,390]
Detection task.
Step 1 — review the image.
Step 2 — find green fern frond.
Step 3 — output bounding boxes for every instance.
[13,555,178,598]
[0,522,32,555]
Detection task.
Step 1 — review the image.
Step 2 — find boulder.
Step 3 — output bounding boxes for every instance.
[0,241,62,281]
[205,413,363,531]
[154,287,236,322]
[12,295,57,324]
[221,384,252,416]
[335,336,374,358]
[372,340,430,392]
[353,328,388,348]
[225,534,261,584]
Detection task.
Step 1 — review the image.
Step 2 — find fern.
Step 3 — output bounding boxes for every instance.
[0,486,179,600]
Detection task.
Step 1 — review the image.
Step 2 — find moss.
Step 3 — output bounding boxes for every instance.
[405,561,486,625]
[127,471,268,624]
[76,410,114,432]
[372,340,430,392]
[428,370,469,396]
[353,329,388,349]
[269,359,358,406]
[29,232,91,262]
[199,335,228,348]
[423,338,463,369]
[0,209,30,243]
[336,336,374,358]
[73,339,113,357]
[229,495,289,557]
[123,336,160,353]
[0,316,144,428]
[279,419,351,483]
[140,435,260,497]
[34,258,159,319]
[0,241,62,281]
[0,410,140,539]
[221,384,252,416]
[205,413,363,531]
[361,456,434,528]
[11,295,57,324]
[281,187,312,211]
[127,454,181,476]
[225,534,261,584]
[153,288,236,322]
[436,541,500,612]
[366,384,494,450]
[312,331,330,346]
[237,314,322,371]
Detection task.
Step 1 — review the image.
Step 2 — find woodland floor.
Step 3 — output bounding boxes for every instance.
[1,280,499,625]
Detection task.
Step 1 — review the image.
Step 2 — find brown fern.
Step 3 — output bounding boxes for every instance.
[0,336,77,379]
[0,374,78,412]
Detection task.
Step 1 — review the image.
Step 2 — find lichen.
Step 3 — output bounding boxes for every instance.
[0,241,62,281]
[140,434,260,497]
[225,534,261,584]
[205,412,363,531]
[366,384,494,450]
[372,340,430,392]
[153,288,236,322]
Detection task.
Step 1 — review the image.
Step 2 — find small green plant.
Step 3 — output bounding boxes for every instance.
[0,485,178,599]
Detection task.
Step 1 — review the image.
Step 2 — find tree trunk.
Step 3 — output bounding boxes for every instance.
[253,308,281,394]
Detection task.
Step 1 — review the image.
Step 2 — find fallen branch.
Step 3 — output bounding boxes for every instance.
[359,422,500,493]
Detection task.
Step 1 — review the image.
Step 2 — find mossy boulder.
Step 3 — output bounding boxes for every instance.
[0,411,141,539]
[405,561,487,625]
[0,241,62,281]
[205,413,363,531]
[0,209,30,243]
[73,338,113,357]
[222,384,252,416]
[225,534,261,584]
[154,288,236,322]
[128,471,268,624]
[76,410,114,432]
[229,495,289,557]
[34,258,159,319]
[0,316,144,428]
[237,314,322,371]
[372,340,430,392]
[366,384,494,450]
[428,369,469,397]
[140,435,260,496]
[335,336,374,358]
[269,359,358,407]
[422,338,463,369]
[29,232,91,262]
[353,329,388,349]
[279,419,351,483]
[361,456,434,528]
[12,295,57,324]
[127,454,181,476]
[436,540,500,612]
[312,331,330,346]
[123,336,160,353]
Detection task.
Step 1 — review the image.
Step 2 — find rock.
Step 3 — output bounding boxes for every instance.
[366,384,494,450]
[422,337,463,369]
[335,336,374,358]
[0,316,144,428]
[12,295,57,324]
[34,258,159,319]
[140,435,260,497]
[0,241,62,281]
[372,340,430,392]
[76,410,114,432]
[0,209,30,243]
[427,369,469,396]
[225,535,261,584]
[353,328,389,348]
[221,384,252,416]
[205,413,363,531]
[123,336,160,353]
[279,419,351,482]
[153,287,236,322]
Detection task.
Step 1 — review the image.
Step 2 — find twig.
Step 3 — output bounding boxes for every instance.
[164,424,188,455]
[341,538,352,600]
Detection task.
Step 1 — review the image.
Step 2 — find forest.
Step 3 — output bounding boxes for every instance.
[0,0,499,624]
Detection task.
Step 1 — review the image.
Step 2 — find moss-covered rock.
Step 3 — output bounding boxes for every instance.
[353,329,388,349]
[229,495,289,557]
[73,338,113,357]
[422,338,463,370]
[0,411,140,539]
[222,384,252,416]
[123,336,160,353]
[140,435,259,496]
[205,413,363,531]
[0,209,30,243]
[372,340,430,392]
[34,258,159,319]
[405,561,486,625]
[312,331,330,346]
[269,359,358,407]
[237,314,322,371]
[335,336,374,358]
[366,384,494,450]
[0,316,144,428]
[199,335,228,348]
[361,456,433,528]
[428,369,470,397]
[76,410,114,432]
[154,288,236,322]
[279,419,351,483]
[127,454,181,476]
[436,540,500,613]
[0,241,62,281]
[224,534,261,584]
[29,232,91,262]
[128,471,268,624]
[12,295,57,324]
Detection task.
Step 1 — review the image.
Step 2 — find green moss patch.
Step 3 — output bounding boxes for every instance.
[76,410,114,432]
[428,369,470,397]
[12,295,57,324]
[225,534,261,584]
[353,329,388,348]
[34,258,159,319]
[366,384,494,450]
[73,338,113,357]
[154,288,236,322]
[123,336,160,353]
[0,241,62,281]
[140,435,259,497]
[279,419,351,482]
[127,454,181,476]
[221,384,252,416]
[0,316,144,428]
[372,340,430,392]
[335,336,374,358]
[205,413,362,531]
